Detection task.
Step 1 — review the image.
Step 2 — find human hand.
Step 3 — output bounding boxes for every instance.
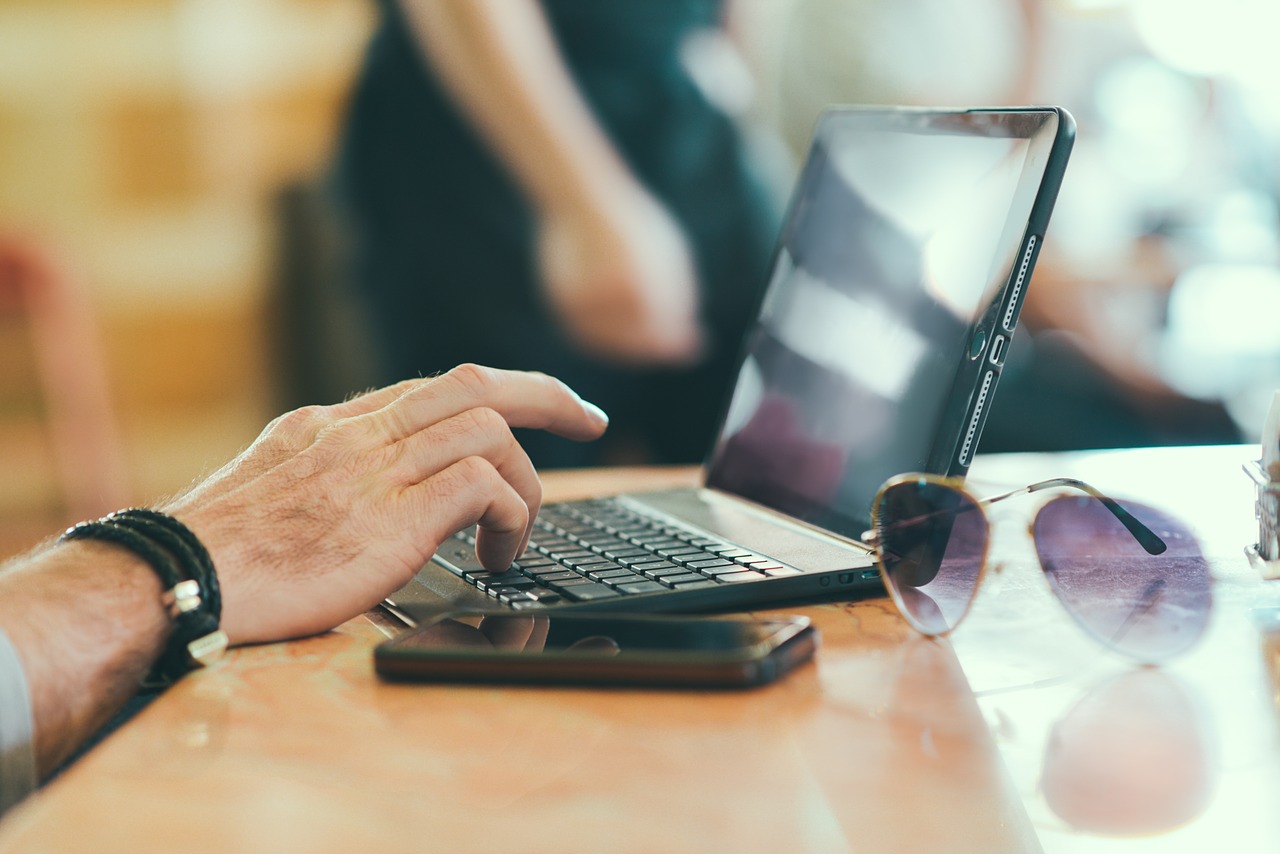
[159,365,609,646]
[535,188,704,365]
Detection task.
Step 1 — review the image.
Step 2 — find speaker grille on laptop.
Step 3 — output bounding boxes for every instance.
[958,370,995,466]
[1002,234,1037,331]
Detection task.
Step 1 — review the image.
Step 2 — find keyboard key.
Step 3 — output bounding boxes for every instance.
[483,576,537,589]
[514,556,556,570]
[630,535,683,548]
[470,570,528,586]
[684,558,735,570]
[616,556,664,568]
[713,570,767,584]
[667,578,717,590]
[567,558,623,571]
[529,570,581,583]
[659,572,706,587]
[586,538,629,552]
[491,586,535,598]
[547,579,596,593]
[699,564,750,577]
[550,549,595,562]
[642,566,689,580]
[713,548,754,559]
[763,567,803,577]
[629,559,678,572]
[615,581,666,595]
[656,547,705,559]
[587,568,638,581]
[603,547,650,560]
[561,583,622,602]
[525,587,563,603]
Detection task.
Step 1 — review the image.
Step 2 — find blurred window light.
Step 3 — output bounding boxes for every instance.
[1202,191,1280,264]
[1161,263,1280,397]
[1131,0,1278,86]
[1094,58,1206,197]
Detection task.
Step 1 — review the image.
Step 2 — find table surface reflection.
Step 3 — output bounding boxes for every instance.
[0,447,1276,853]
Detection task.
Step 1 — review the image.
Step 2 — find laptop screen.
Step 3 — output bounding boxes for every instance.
[705,107,1064,540]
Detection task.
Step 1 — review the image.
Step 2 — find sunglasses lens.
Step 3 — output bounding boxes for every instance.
[876,480,988,635]
[1033,496,1212,663]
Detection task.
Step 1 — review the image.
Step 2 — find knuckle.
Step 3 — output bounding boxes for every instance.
[431,456,500,503]
[445,363,500,398]
[463,405,510,439]
[272,404,328,435]
[261,405,330,452]
[314,416,373,450]
[455,454,500,485]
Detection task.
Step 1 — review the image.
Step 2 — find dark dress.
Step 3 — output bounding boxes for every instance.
[333,0,780,466]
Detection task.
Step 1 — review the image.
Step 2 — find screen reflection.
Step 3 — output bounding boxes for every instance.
[707,111,1053,537]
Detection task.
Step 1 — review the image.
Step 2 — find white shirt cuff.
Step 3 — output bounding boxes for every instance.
[0,627,37,815]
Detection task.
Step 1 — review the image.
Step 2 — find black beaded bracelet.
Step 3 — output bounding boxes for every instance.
[60,511,227,686]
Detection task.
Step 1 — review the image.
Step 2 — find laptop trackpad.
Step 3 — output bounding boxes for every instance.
[623,489,873,574]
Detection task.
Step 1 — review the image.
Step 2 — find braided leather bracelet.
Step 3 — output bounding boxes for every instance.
[60,510,227,686]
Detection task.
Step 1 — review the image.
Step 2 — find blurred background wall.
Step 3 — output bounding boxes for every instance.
[2,0,1278,556]
[0,0,372,554]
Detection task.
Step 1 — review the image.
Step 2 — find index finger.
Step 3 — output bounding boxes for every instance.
[370,364,609,444]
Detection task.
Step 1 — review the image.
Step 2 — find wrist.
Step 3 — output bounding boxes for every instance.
[531,160,647,223]
[62,510,228,684]
[0,540,170,774]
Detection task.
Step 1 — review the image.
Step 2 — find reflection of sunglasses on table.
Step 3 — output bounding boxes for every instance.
[863,474,1213,663]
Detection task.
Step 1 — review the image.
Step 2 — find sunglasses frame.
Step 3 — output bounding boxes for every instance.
[864,472,1168,641]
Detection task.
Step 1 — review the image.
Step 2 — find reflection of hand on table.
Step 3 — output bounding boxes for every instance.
[413,615,621,656]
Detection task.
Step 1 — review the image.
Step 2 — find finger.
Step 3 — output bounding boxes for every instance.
[566,635,622,655]
[411,456,530,571]
[523,614,550,652]
[477,615,536,651]
[369,364,608,444]
[418,619,495,650]
[391,407,543,555]
[248,379,431,465]
[328,377,430,419]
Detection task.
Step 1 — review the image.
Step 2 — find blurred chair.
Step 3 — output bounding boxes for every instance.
[0,236,130,526]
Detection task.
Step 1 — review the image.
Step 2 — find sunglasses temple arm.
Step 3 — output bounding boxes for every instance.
[980,477,1168,555]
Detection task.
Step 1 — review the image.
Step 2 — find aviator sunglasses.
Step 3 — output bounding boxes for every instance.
[864,474,1213,663]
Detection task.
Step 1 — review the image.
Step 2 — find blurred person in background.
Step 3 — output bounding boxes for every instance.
[333,0,783,468]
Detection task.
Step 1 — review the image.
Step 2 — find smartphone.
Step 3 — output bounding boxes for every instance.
[374,612,817,689]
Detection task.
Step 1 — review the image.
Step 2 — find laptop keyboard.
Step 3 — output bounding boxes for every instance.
[447,497,803,609]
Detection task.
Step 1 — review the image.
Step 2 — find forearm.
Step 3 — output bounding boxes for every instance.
[398,0,638,215]
[0,541,169,777]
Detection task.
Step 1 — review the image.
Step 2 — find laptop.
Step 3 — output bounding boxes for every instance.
[385,105,1075,622]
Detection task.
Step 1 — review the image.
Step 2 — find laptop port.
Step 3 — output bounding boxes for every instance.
[988,334,1007,366]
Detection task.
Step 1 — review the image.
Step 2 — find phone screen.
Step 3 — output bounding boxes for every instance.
[375,613,816,688]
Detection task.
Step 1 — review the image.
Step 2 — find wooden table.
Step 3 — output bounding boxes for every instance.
[1,446,1276,852]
